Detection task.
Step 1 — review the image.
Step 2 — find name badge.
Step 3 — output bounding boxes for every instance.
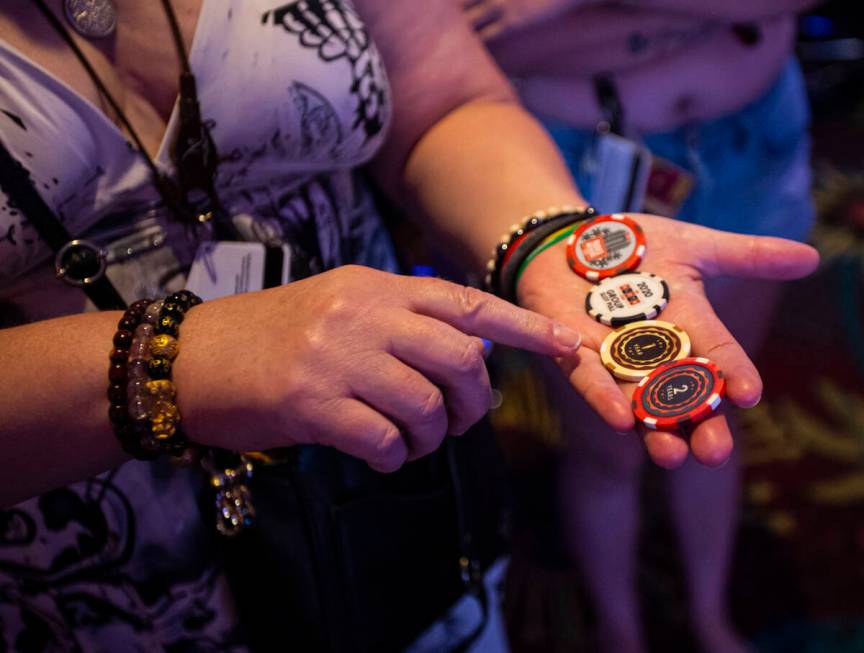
[185,241,292,301]
[592,132,652,214]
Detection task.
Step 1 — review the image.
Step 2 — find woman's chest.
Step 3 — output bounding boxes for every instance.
[0,0,201,155]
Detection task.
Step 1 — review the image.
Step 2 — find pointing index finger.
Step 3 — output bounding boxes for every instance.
[404,277,582,357]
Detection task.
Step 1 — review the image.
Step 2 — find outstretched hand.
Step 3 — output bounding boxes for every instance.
[517,214,819,469]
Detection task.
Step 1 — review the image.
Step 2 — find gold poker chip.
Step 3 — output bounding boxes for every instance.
[599,320,691,382]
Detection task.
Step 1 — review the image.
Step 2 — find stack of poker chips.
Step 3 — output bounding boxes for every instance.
[567,214,726,433]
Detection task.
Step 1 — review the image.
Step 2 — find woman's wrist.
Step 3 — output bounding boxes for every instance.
[106,291,202,461]
[483,205,595,301]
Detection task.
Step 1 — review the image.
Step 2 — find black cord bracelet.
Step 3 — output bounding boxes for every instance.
[497,210,595,303]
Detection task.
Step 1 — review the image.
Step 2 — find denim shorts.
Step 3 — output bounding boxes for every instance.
[541,59,815,242]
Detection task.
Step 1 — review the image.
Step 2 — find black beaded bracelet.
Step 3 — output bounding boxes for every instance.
[484,206,596,300]
[108,290,202,460]
[483,206,595,296]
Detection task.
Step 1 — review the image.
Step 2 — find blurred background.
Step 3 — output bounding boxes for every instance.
[491,2,864,651]
[398,1,864,651]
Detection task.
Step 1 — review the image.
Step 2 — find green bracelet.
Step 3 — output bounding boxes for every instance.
[513,223,580,296]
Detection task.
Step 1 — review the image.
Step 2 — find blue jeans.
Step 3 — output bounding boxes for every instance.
[542,59,814,242]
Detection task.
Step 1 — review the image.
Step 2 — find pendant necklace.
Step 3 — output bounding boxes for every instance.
[63,0,117,39]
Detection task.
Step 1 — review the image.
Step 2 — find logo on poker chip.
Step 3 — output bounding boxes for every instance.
[585,272,670,327]
[567,214,646,281]
[612,326,683,371]
[579,225,633,265]
[642,363,717,417]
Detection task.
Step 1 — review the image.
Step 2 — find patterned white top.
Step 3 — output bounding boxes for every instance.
[0,1,396,650]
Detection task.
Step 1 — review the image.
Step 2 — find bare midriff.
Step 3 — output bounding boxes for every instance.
[487,7,795,133]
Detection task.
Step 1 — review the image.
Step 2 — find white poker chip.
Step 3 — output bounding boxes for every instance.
[585,272,670,327]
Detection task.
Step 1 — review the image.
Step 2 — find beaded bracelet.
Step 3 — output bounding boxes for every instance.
[496,210,596,303]
[107,298,159,460]
[483,206,595,297]
[108,290,202,460]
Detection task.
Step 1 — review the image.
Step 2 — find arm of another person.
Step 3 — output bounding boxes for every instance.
[356,0,819,467]
[616,0,823,21]
[463,0,823,43]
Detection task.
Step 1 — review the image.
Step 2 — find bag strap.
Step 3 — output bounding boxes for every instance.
[445,440,490,653]
[0,140,127,310]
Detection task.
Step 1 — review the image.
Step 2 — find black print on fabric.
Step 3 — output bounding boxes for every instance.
[1,110,26,131]
[262,0,387,141]
[291,81,344,159]
[0,474,243,651]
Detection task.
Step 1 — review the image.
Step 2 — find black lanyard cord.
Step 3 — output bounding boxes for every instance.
[31,0,166,189]
[31,0,231,234]
[159,0,192,76]
[1,1,235,309]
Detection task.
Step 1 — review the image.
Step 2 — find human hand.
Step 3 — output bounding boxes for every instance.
[516,214,819,469]
[174,265,581,471]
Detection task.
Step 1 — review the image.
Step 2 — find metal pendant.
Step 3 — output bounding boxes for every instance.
[54,239,108,286]
[204,454,257,537]
[64,0,117,39]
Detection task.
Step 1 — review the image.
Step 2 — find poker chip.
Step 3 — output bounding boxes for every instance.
[566,213,646,281]
[632,357,726,431]
[599,320,691,382]
[585,272,669,327]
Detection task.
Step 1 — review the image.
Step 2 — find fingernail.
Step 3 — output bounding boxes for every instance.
[741,394,762,409]
[553,323,581,349]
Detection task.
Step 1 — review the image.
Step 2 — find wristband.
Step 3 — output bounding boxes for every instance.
[497,209,595,303]
[483,206,595,297]
[108,290,202,460]
[513,223,581,297]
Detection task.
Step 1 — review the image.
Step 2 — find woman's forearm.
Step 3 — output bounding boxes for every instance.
[0,312,129,506]
[356,0,588,275]
[400,99,587,275]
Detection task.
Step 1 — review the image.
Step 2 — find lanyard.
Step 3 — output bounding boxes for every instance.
[3,1,238,306]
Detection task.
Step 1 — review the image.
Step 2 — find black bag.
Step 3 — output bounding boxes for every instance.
[221,423,509,653]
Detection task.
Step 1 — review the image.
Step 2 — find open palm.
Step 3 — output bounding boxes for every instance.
[517,213,819,468]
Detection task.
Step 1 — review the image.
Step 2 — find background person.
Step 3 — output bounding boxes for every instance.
[467,0,821,651]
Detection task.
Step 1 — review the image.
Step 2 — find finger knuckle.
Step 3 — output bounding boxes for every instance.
[704,340,738,359]
[455,285,489,322]
[323,295,352,323]
[416,387,446,424]
[371,425,406,472]
[455,337,486,374]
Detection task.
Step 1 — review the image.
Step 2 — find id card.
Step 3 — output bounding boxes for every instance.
[185,241,292,301]
[643,156,696,218]
[592,133,652,214]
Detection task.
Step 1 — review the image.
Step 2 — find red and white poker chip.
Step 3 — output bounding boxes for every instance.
[631,357,726,431]
[566,214,646,282]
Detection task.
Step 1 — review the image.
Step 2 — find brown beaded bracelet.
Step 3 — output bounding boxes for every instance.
[107,290,202,460]
[107,298,159,460]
